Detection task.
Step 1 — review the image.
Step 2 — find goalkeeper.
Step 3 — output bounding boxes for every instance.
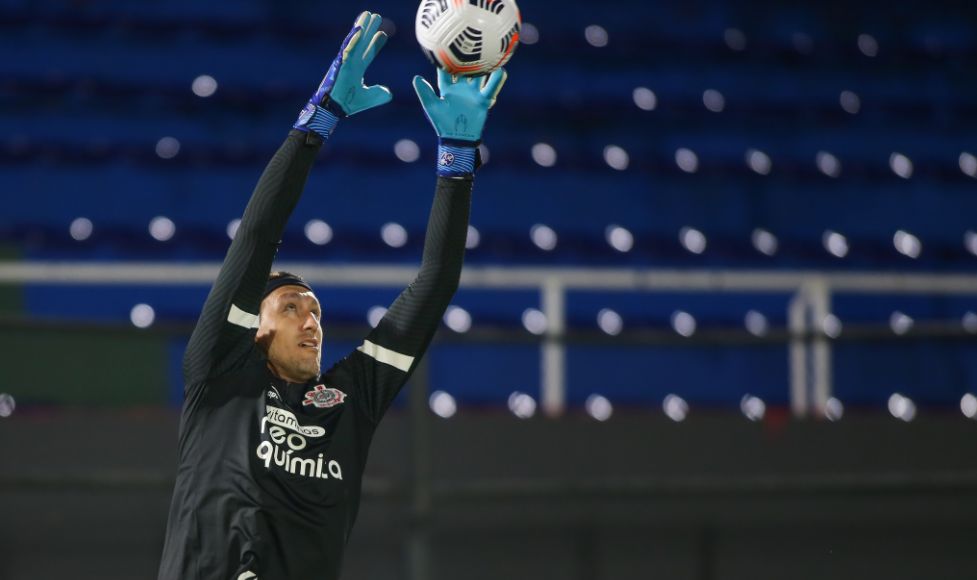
[157,11,506,580]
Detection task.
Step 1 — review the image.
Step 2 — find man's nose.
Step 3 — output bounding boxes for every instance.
[303,312,319,331]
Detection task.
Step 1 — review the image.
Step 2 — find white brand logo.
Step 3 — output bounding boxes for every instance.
[255,441,343,480]
[262,406,326,437]
[257,404,341,481]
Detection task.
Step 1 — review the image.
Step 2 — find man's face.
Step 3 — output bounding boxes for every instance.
[255,285,323,383]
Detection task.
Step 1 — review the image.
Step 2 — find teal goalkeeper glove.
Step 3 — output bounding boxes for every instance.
[413,68,507,178]
[294,11,393,141]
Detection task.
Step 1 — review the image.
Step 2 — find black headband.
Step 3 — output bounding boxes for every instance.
[263,276,314,299]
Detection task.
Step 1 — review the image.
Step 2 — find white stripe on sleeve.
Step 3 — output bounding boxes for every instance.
[227,304,260,329]
[357,340,414,372]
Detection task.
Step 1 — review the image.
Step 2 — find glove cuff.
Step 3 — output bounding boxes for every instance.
[437,138,479,178]
[293,103,340,142]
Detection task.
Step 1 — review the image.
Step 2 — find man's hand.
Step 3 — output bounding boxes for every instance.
[294,11,393,140]
[413,68,507,178]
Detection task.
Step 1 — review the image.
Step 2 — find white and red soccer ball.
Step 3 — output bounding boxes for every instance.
[415,0,522,77]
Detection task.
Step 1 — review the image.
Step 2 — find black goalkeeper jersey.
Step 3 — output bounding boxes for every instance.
[158,130,472,580]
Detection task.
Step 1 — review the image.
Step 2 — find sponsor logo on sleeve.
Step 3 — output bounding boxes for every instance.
[297,103,316,126]
[439,150,455,167]
[302,385,346,408]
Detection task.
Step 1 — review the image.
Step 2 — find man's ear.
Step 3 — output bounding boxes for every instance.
[255,327,274,354]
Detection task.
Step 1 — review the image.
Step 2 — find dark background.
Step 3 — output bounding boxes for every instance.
[3,409,977,579]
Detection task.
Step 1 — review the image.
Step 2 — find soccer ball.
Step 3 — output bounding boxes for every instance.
[415,0,522,77]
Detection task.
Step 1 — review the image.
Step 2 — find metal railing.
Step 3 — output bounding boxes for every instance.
[3,262,977,418]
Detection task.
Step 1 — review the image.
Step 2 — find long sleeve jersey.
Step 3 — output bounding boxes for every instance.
[158,130,472,580]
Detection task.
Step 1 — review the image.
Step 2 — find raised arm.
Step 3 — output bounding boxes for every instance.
[347,68,508,422]
[182,12,393,386]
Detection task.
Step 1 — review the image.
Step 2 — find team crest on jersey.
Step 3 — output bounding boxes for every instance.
[302,385,346,408]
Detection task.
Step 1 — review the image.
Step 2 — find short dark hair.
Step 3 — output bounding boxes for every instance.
[268,271,305,282]
[263,271,314,301]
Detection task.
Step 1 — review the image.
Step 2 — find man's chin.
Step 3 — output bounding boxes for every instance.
[272,357,320,384]
[297,360,321,382]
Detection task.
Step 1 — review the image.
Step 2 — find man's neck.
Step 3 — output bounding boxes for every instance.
[266,361,310,385]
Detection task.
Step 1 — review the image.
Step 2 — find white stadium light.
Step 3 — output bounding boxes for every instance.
[381,223,408,248]
[156,137,180,159]
[530,224,557,250]
[746,149,771,175]
[963,311,977,334]
[531,143,557,167]
[379,19,397,37]
[822,230,849,258]
[605,225,634,252]
[70,217,93,241]
[429,390,457,418]
[663,394,688,422]
[825,397,844,422]
[840,91,860,114]
[751,228,778,256]
[741,395,765,421]
[888,393,916,422]
[745,310,769,337]
[965,231,977,256]
[633,87,657,111]
[603,145,629,170]
[961,393,977,419]
[192,75,218,97]
[890,311,914,335]
[816,151,841,178]
[508,392,537,419]
[522,308,547,335]
[226,219,241,240]
[0,393,15,418]
[822,314,843,338]
[585,394,613,421]
[149,216,176,241]
[890,153,913,179]
[671,310,696,337]
[675,148,699,173]
[466,225,480,249]
[703,89,725,112]
[131,303,156,328]
[959,152,977,178]
[367,306,387,329]
[443,305,472,333]
[597,308,623,336]
[858,34,878,57]
[585,25,608,47]
[680,227,706,254]
[893,230,921,258]
[305,220,333,245]
[520,23,539,45]
[724,28,746,51]
[394,139,420,163]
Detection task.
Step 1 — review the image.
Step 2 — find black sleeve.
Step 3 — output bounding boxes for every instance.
[183,130,322,385]
[343,176,472,423]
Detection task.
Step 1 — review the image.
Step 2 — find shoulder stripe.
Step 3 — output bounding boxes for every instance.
[357,340,414,372]
[228,304,260,329]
